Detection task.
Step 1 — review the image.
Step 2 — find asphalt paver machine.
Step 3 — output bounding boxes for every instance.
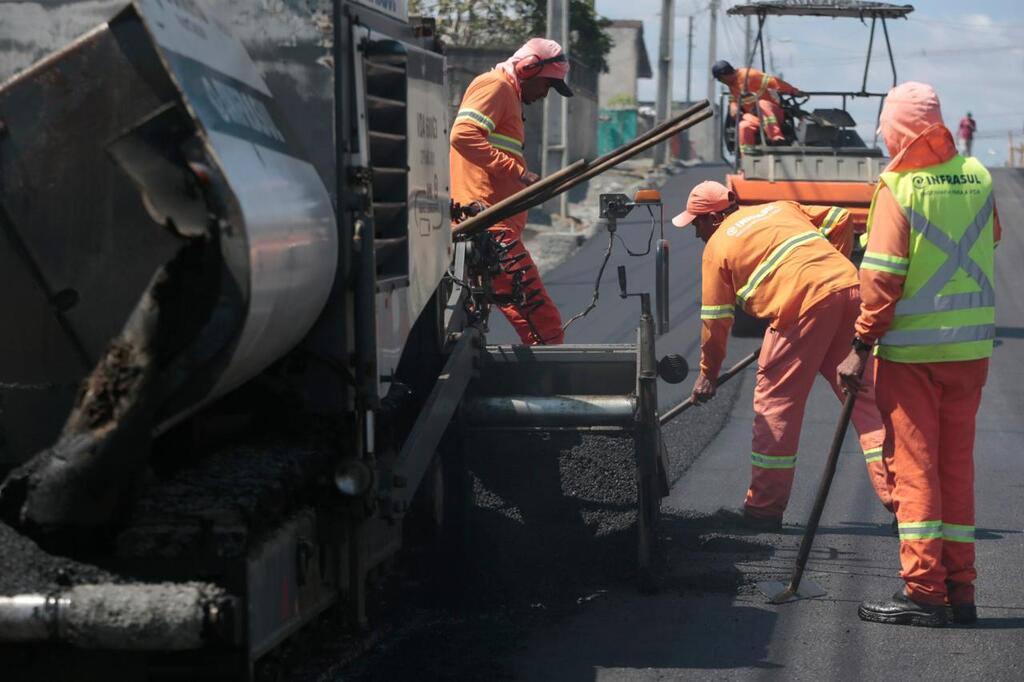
[719,0,914,335]
[722,0,914,235]
[452,190,689,589]
[0,0,700,674]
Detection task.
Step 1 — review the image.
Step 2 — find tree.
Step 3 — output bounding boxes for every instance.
[409,1,535,48]
[410,0,612,72]
[525,0,613,73]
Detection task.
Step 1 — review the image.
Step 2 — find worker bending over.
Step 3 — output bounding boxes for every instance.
[450,38,572,345]
[839,82,1000,628]
[712,60,802,156]
[676,183,892,531]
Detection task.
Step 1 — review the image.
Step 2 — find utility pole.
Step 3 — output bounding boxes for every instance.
[707,0,719,156]
[541,0,570,216]
[654,0,675,165]
[685,15,694,103]
[707,0,719,104]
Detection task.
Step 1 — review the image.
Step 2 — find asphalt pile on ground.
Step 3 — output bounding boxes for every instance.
[305,402,774,681]
[0,521,120,596]
[117,442,332,561]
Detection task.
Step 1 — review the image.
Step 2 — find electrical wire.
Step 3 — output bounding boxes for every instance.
[614,205,658,256]
[560,227,616,334]
[561,205,662,334]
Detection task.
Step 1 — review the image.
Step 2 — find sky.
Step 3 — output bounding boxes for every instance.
[594,0,1024,165]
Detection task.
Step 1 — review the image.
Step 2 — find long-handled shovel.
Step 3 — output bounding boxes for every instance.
[758,389,860,604]
[659,347,761,426]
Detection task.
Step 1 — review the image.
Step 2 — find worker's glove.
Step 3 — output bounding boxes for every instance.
[449,200,486,223]
[690,372,716,404]
[520,170,541,186]
[836,349,868,395]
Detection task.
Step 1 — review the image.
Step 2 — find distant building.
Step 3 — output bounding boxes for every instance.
[598,20,653,108]
[638,99,720,163]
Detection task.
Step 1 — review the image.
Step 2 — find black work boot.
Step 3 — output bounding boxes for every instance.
[858,589,950,628]
[949,604,978,625]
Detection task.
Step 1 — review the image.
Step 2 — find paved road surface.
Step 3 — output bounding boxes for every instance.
[338,165,1024,681]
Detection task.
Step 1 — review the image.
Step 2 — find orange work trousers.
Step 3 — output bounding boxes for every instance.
[488,223,564,345]
[745,286,892,518]
[738,100,786,153]
[874,357,988,606]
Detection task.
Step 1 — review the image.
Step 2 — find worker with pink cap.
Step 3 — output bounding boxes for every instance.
[674,181,893,531]
[449,38,573,345]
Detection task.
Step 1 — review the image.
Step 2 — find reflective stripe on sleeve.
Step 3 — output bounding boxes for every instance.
[942,522,976,543]
[455,108,496,131]
[898,520,943,541]
[820,207,846,236]
[489,132,524,158]
[736,231,824,306]
[751,452,796,469]
[701,304,735,320]
[861,251,909,276]
[863,446,883,464]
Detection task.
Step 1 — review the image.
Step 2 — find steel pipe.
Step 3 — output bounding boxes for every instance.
[0,584,233,649]
[463,394,636,428]
[452,159,588,237]
[453,101,712,238]
[534,106,713,201]
[501,105,713,220]
[0,594,66,641]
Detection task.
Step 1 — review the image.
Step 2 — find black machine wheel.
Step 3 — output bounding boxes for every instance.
[636,468,661,593]
[408,442,470,561]
[634,423,668,594]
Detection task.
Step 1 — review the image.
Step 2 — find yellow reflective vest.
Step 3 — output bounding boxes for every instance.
[863,155,995,362]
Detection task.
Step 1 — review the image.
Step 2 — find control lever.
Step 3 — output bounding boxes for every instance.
[620,266,689,385]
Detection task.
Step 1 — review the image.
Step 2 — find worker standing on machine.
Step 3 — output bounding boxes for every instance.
[838,82,1000,628]
[676,182,893,531]
[450,38,573,345]
[712,60,802,156]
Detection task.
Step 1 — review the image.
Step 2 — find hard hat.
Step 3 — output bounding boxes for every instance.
[711,60,735,79]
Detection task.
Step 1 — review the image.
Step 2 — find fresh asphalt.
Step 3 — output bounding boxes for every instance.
[477,164,1024,681]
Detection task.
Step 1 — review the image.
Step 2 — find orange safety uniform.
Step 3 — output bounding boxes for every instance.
[450,69,564,344]
[856,122,1001,607]
[700,201,892,517]
[723,68,800,154]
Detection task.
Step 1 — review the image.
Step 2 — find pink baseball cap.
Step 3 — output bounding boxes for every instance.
[513,38,573,97]
[672,181,734,227]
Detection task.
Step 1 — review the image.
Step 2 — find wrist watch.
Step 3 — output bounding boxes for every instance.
[851,336,873,352]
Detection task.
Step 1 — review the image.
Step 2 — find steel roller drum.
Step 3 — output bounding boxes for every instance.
[0,0,337,466]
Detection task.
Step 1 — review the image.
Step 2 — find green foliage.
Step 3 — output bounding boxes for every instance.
[410,0,613,72]
[410,0,535,48]
[606,93,637,107]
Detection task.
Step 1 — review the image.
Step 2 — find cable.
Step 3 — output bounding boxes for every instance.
[560,227,615,334]
[614,205,658,256]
